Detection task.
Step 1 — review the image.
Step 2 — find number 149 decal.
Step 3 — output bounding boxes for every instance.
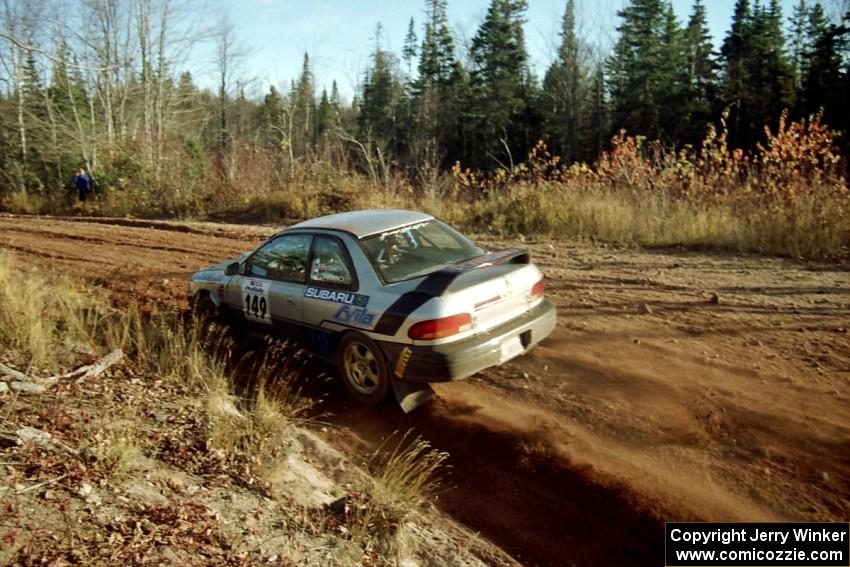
[241,279,272,324]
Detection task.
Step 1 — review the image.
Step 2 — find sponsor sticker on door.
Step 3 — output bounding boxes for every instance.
[242,279,272,324]
[304,286,369,307]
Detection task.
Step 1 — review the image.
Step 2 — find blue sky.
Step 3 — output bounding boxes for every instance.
[216,0,800,101]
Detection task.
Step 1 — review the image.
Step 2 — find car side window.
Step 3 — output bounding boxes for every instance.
[247,234,312,282]
[309,235,355,287]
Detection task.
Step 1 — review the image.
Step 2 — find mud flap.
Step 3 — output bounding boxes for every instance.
[391,379,435,413]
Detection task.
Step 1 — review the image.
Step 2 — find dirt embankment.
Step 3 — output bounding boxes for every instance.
[1,213,848,566]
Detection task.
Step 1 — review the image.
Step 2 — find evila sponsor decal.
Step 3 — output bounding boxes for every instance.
[304,286,369,307]
[333,305,375,327]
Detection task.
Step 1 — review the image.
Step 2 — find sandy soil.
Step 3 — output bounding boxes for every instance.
[1,213,848,566]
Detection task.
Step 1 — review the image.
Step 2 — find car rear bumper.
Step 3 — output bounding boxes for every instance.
[380,299,556,383]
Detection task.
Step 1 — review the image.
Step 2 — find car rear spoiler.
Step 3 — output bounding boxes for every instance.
[373,248,530,336]
[416,247,530,296]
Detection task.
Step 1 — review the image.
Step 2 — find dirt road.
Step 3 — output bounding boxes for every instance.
[2,213,848,566]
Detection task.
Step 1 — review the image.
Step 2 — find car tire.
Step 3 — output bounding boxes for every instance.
[193,292,219,323]
[337,332,390,405]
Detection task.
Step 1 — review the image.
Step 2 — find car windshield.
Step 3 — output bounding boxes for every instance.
[361,220,484,284]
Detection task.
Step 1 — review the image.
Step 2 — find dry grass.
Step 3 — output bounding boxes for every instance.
[107,304,232,390]
[205,381,290,464]
[340,430,449,554]
[0,251,307,475]
[444,182,848,258]
[206,340,317,474]
[368,430,449,518]
[93,420,144,478]
[0,255,457,565]
[0,251,108,372]
[7,163,847,261]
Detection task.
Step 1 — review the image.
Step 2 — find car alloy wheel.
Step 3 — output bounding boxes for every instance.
[337,332,390,404]
[343,341,381,394]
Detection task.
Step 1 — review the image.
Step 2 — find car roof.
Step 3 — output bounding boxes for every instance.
[284,209,435,239]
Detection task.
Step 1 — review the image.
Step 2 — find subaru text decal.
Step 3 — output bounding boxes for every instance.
[304,286,369,307]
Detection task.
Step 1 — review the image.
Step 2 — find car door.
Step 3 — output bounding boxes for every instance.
[302,234,372,332]
[226,234,312,333]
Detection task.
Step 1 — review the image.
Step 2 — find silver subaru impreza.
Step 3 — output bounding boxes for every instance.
[188,210,556,411]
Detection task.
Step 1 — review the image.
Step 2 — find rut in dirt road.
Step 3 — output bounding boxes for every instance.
[308,382,666,567]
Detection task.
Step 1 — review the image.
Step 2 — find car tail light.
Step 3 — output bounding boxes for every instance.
[408,313,472,340]
[530,278,545,300]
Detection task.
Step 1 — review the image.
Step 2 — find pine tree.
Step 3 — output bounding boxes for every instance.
[417,0,455,89]
[607,0,668,140]
[748,1,795,138]
[330,80,356,137]
[259,85,284,146]
[411,0,459,167]
[789,0,809,89]
[293,53,316,153]
[331,81,341,111]
[589,64,608,158]
[838,10,850,140]
[175,72,197,110]
[403,18,418,77]
[15,46,49,167]
[317,88,333,137]
[657,5,689,142]
[47,55,70,115]
[765,0,796,111]
[468,0,534,168]
[542,0,587,163]
[22,49,46,123]
[358,26,401,152]
[47,41,85,120]
[441,61,473,164]
[721,0,753,146]
[800,2,847,123]
[682,0,718,145]
[721,0,794,147]
[22,51,40,105]
[174,72,205,141]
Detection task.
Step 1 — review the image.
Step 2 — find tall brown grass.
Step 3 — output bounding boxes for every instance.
[343,429,449,552]
[443,111,848,258]
[0,254,451,561]
[0,252,309,464]
[0,252,109,371]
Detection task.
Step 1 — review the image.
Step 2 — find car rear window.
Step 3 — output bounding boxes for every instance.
[361,220,484,284]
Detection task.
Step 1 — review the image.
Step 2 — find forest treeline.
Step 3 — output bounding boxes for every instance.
[356,0,850,171]
[2,0,849,188]
[0,0,848,258]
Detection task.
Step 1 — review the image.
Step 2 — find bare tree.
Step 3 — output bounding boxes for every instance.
[212,10,248,180]
[1,0,27,167]
[136,0,152,164]
[153,0,170,179]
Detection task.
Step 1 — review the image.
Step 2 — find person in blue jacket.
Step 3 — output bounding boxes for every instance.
[74,168,92,202]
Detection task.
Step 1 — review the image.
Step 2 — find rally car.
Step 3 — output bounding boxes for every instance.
[188,210,556,411]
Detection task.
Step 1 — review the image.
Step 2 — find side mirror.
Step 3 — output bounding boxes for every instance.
[225,262,240,276]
